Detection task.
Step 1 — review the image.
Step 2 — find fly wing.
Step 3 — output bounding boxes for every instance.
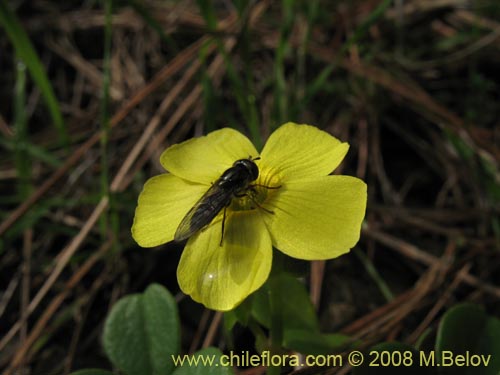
[174,183,231,241]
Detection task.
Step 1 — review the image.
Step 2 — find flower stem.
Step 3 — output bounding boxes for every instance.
[267,277,283,375]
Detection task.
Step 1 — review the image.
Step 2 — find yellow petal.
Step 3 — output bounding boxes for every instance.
[263,175,367,260]
[177,211,272,311]
[132,174,208,247]
[260,123,349,181]
[160,128,259,184]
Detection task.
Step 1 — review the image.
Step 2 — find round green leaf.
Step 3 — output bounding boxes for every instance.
[436,303,500,375]
[103,284,180,375]
[143,284,181,373]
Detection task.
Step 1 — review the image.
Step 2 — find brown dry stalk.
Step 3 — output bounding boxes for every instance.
[406,263,470,344]
[341,289,415,335]
[202,312,223,349]
[341,264,440,350]
[310,260,326,309]
[363,227,500,298]
[189,309,212,354]
[4,240,112,375]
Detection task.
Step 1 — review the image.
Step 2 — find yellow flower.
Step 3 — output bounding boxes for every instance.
[132,123,367,311]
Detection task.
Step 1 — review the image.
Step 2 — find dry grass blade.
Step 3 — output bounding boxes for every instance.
[3,240,112,374]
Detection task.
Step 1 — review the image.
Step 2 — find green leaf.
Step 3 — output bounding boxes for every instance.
[269,274,319,332]
[69,370,113,375]
[252,273,319,333]
[251,284,271,328]
[223,310,238,333]
[436,303,500,375]
[352,342,431,375]
[172,347,234,375]
[283,329,352,355]
[223,296,253,332]
[102,284,180,375]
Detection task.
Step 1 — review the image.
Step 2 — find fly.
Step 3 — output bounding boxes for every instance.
[174,157,279,245]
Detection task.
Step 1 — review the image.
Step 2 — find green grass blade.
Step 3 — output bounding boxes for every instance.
[125,0,178,52]
[297,65,334,114]
[99,0,113,238]
[355,249,394,302]
[0,1,67,146]
[196,0,218,30]
[273,0,295,125]
[14,58,31,199]
[291,0,319,119]
[340,0,392,54]
[0,137,62,168]
[196,0,261,147]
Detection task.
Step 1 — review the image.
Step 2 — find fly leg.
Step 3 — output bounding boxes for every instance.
[219,205,227,247]
[241,188,275,214]
[249,195,274,214]
[251,183,281,189]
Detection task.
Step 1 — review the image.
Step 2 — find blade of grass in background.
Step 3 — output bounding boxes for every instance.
[0,138,61,168]
[339,0,392,54]
[273,0,295,126]
[196,0,261,147]
[14,59,32,201]
[99,0,113,240]
[290,0,319,120]
[298,65,334,115]
[199,44,218,133]
[196,0,217,30]
[232,1,262,149]
[354,249,394,302]
[237,2,259,145]
[124,0,178,53]
[0,1,67,146]
[295,1,319,108]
